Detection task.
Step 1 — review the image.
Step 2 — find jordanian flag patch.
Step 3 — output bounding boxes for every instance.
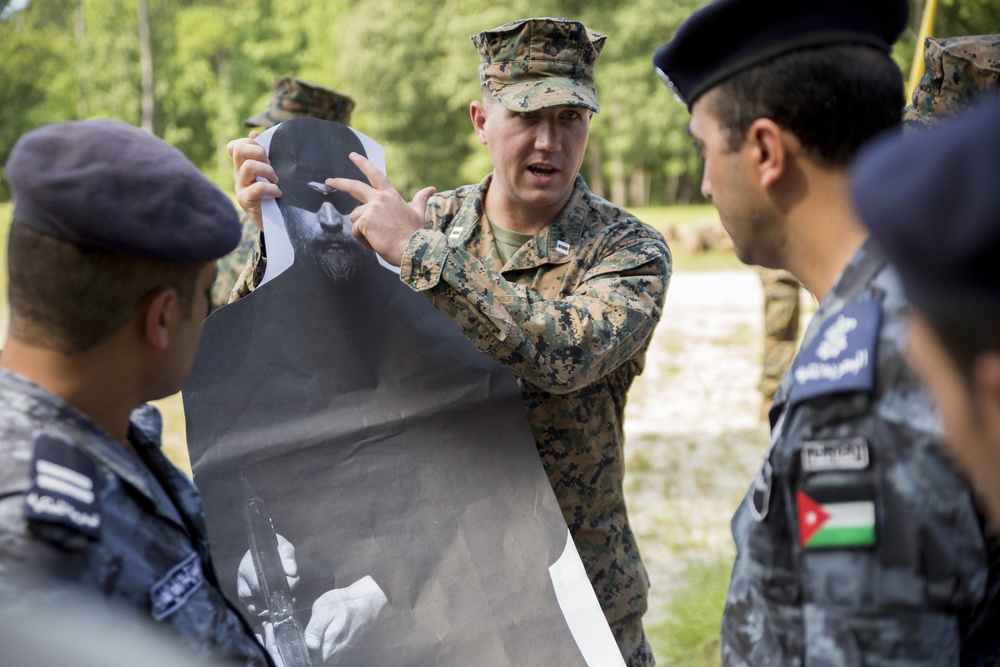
[796,490,875,549]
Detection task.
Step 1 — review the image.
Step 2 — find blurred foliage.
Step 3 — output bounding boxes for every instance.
[1,0,995,202]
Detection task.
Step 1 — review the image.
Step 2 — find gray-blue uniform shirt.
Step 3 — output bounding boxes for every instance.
[0,367,272,667]
[721,238,1000,666]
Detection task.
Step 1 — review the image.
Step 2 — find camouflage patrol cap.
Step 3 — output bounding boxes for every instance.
[243,76,356,128]
[472,17,606,113]
[903,35,1000,129]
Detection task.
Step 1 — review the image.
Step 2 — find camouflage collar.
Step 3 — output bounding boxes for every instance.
[454,173,589,271]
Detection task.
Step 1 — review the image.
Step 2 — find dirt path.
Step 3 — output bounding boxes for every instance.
[623,269,775,624]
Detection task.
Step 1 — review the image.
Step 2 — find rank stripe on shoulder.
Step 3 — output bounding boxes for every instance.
[36,460,95,504]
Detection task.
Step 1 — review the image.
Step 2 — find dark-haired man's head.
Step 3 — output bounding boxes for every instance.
[653,0,908,269]
[4,118,240,403]
[268,118,374,283]
[708,44,903,169]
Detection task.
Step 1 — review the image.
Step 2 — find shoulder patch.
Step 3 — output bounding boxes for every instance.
[150,552,205,620]
[789,300,882,406]
[24,434,102,540]
[801,438,870,473]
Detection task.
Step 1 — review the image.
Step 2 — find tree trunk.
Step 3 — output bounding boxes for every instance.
[610,154,626,208]
[628,166,648,208]
[586,134,606,199]
[75,0,86,118]
[138,0,154,132]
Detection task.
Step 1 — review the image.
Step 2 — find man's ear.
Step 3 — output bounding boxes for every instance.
[973,352,1000,429]
[470,101,488,145]
[746,118,787,190]
[142,288,177,351]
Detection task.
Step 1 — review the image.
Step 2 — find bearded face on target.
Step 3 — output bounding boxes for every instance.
[269,118,376,284]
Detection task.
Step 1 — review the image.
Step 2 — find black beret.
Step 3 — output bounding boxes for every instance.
[7,118,240,263]
[852,96,1000,324]
[653,0,909,108]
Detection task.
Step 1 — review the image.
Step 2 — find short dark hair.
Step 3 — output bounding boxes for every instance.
[710,44,904,167]
[7,225,202,353]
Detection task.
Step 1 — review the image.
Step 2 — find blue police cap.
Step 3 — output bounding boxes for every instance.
[852,96,1000,323]
[653,0,909,107]
[7,119,240,263]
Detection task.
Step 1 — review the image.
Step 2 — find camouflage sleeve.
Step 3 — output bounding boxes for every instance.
[228,230,268,304]
[399,228,670,394]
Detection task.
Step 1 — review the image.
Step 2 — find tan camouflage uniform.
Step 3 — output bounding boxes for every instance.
[216,77,355,310]
[903,34,1000,131]
[757,268,800,408]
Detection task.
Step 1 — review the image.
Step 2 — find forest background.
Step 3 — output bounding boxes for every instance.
[2,0,998,207]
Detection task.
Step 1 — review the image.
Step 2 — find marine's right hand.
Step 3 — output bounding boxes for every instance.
[227,130,282,232]
[236,532,301,617]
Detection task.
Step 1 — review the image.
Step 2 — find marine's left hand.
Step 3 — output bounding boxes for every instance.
[326,153,435,267]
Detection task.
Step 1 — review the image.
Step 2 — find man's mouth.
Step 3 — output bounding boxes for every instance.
[528,165,558,176]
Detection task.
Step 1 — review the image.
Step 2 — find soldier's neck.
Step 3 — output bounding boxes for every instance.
[1,337,138,445]
[484,187,569,237]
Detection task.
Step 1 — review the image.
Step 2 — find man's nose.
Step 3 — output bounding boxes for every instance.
[535,121,561,152]
[318,201,349,232]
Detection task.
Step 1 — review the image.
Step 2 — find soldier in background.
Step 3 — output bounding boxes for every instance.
[655,0,1000,664]
[903,34,1000,131]
[211,76,355,310]
[0,119,272,666]
[757,268,800,417]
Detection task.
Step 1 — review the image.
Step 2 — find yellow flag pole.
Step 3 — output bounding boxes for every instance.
[907,0,940,98]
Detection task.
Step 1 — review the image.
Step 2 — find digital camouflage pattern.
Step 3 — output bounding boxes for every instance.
[473,18,606,113]
[722,239,1000,666]
[757,268,800,404]
[243,76,355,129]
[0,368,271,667]
[402,174,670,667]
[903,35,1000,129]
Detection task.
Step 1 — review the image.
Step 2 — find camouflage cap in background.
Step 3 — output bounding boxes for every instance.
[243,76,356,128]
[472,17,606,113]
[903,35,1000,129]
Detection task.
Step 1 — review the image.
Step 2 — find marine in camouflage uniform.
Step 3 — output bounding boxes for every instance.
[0,120,272,667]
[230,18,671,666]
[655,1,1000,664]
[214,76,356,310]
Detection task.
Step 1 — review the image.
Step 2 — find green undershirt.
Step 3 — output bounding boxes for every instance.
[489,218,534,264]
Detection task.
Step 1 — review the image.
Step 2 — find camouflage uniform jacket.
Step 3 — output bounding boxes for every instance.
[401,174,671,662]
[721,238,1000,666]
[0,368,272,667]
